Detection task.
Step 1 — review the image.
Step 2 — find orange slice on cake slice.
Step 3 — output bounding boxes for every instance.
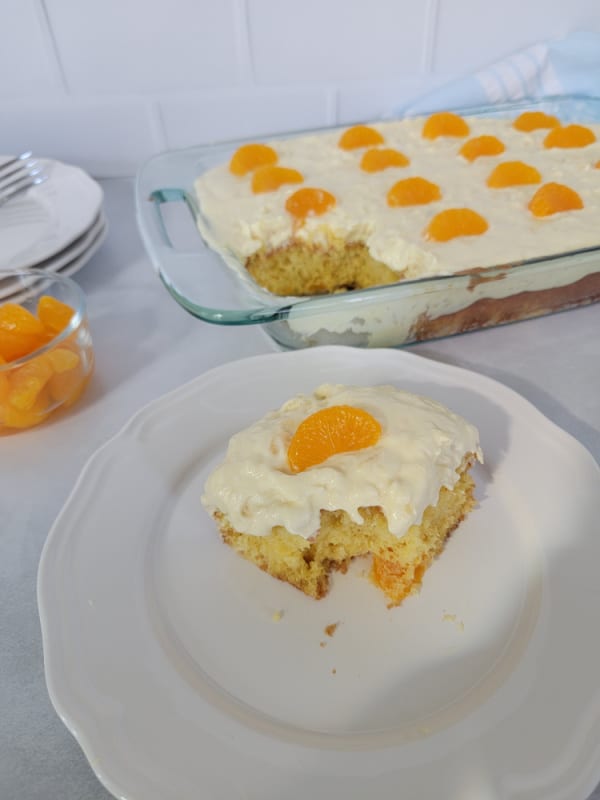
[285,187,336,220]
[528,182,583,217]
[288,405,382,473]
[338,125,385,150]
[422,111,470,140]
[486,161,542,188]
[425,208,488,242]
[387,177,441,207]
[543,125,596,149]
[360,148,410,172]
[459,135,505,161]
[251,165,303,193]
[513,111,560,132]
[229,143,278,176]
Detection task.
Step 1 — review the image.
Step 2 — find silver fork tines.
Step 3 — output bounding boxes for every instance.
[0,152,47,207]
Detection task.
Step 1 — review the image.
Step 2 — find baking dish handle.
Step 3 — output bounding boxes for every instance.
[136,187,293,325]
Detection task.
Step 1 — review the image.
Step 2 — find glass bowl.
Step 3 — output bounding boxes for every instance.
[0,270,94,434]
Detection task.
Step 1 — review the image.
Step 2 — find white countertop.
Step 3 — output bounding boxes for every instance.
[1,177,599,800]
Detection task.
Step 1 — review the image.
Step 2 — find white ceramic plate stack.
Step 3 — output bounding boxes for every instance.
[0,156,106,298]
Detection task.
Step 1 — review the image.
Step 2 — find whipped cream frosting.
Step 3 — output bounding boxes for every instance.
[195,116,600,281]
[201,384,482,540]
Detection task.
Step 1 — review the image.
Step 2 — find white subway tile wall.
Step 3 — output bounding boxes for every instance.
[0,0,598,176]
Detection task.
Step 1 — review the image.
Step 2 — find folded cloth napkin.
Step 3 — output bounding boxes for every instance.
[397,31,600,117]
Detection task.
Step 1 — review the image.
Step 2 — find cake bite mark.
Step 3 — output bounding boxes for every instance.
[486,161,542,188]
[513,111,560,132]
[528,182,583,217]
[543,124,596,149]
[251,165,303,194]
[229,143,278,176]
[360,147,410,172]
[338,125,385,150]
[425,208,488,242]
[459,135,505,162]
[422,111,470,140]
[387,177,441,207]
[287,405,382,473]
[285,187,336,222]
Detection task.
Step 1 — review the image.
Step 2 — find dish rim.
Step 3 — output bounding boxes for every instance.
[135,94,600,327]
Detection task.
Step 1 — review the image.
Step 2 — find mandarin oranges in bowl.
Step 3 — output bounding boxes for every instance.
[0,270,94,434]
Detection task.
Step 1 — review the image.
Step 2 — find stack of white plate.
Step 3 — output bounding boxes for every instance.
[0,157,106,299]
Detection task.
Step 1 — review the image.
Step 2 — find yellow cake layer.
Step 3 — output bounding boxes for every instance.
[246,240,402,296]
[215,462,476,607]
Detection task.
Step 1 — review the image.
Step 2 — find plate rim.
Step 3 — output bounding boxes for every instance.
[0,157,103,271]
[37,346,600,800]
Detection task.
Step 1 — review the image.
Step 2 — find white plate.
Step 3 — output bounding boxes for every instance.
[55,216,107,280]
[0,157,103,271]
[0,212,108,300]
[38,347,600,800]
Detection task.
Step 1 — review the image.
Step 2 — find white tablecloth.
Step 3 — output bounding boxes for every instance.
[1,178,599,800]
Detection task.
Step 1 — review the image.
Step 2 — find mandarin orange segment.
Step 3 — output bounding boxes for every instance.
[1,388,50,430]
[513,111,560,132]
[486,160,542,188]
[459,135,505,162]
[0,303,46,362]
[37,295,74,335]
[251,165,304,194]
[422,111,470,140]
[7,355,53,411]
[0,355,8,402]
[229,143,278,176]
[285,187,336,220]
[46,347,80,374]
[288,405,382,473]
[338,125,385,150]
[528,182,583,217]
[371,554,426,601]
[360,148,410,172]
[48,359,91,406]
[387,176,441,207]
[425,208,489,242]
[543,124,596,149]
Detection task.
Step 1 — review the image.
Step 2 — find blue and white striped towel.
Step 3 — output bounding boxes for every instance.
[397,31,600,118]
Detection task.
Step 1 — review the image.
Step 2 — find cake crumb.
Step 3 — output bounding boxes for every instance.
[319,641,327,648]
[443,612,464,632]
[271,610,284,622]
[324,622,339,637]
[331,668,337,675]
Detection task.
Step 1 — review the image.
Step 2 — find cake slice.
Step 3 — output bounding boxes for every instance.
[202,384,482,606]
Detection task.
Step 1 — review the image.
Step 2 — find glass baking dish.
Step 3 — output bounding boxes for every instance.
[135,96,600,348]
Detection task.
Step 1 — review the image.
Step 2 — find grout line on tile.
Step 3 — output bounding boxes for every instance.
[38,0,69,92]
[331,87,342,125]
[152,100,169,150]
[422,0,440,74]
[233,0,255,85]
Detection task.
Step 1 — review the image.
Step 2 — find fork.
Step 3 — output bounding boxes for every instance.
[0,152,47,207]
